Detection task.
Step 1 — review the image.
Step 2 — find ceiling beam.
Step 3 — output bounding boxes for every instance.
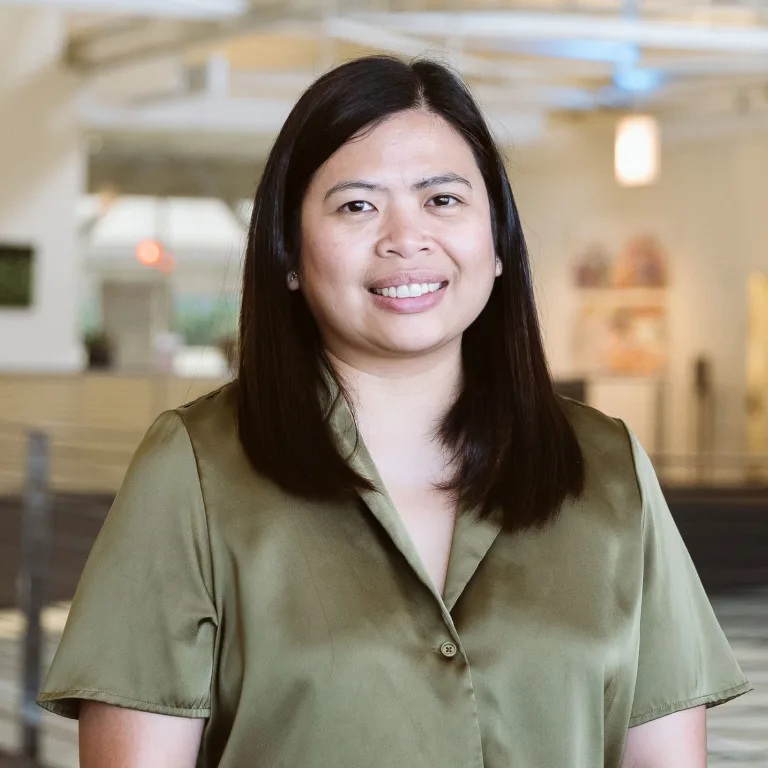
[67,2,305,74]
[68,18,151,48]
[354,11,768,54]
[641,54,768,78]
[80,92,545,151]
[323,18,539,82]
[475,83,602,112]
[80,95,295,134]
[0,0,247,19]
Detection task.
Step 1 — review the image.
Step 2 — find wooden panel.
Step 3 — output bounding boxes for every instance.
[78,375,159,432]
[0,421,26,496]
[0,375,80,429]
[164,376,225,410]
[0,374,226,494]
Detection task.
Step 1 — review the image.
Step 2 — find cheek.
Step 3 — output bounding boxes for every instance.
[300,231,369,323]
[303,227,351,285]
[449,220,496,274]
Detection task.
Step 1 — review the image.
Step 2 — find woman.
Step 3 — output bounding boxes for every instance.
[38,56,749,767]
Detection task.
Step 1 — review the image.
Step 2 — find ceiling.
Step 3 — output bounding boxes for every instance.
[7,0,768,196]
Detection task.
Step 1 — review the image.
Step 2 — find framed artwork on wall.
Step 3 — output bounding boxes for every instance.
[574,235,668,290]
[0,243,34,307]
[572,235,669,377]
[573,292,668,376]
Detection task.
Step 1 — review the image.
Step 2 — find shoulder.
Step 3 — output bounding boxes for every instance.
[558,396,643,510]
[132,382,238,456]
[123,385,237,480]
[559,396,632,456]
[171,380,252,481]
[174,381,237,435]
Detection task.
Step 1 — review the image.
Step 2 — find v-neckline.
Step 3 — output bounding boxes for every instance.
[327,388,503,614]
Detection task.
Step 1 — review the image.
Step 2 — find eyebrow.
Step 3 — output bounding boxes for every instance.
[323,172,472,201]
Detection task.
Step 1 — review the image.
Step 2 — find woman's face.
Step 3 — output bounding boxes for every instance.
[297,109,500,364]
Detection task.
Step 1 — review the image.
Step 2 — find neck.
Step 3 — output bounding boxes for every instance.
[328,343,462,443]
[328,344,462,489]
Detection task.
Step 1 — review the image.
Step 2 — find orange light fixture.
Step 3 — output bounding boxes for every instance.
[136,239,163,266]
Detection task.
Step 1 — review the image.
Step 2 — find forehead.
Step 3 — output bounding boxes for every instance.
[313,110,481,184]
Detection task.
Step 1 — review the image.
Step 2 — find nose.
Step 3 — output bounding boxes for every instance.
[375,206,432,259]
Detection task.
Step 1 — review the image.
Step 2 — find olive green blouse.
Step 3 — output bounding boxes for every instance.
[38,383,750,767]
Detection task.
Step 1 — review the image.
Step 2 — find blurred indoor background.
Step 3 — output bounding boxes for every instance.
[0,0,766,765]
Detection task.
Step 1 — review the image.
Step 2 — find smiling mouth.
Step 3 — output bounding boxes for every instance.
[369,281,448,299]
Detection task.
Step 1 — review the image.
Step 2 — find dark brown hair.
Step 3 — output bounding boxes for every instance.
[237,55,584,532]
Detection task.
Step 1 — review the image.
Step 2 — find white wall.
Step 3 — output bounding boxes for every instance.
[511,116,768,458]
[0,7,85,371]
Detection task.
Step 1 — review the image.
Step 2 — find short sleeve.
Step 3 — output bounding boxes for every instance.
[624,425,752,727]
[37,410,217,720]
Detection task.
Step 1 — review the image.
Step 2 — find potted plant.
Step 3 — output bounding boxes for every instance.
[84,330,113,369]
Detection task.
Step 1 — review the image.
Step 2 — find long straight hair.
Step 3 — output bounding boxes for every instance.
[237,55,584,532]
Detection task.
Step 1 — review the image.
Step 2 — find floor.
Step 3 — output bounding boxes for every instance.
[706,589,768,765]
[0,591,766,767]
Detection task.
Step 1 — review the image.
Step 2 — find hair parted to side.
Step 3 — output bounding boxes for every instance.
[237,55,585,532]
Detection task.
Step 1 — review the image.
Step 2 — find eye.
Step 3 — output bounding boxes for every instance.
[339,200,374,214]
[427,194,461,208]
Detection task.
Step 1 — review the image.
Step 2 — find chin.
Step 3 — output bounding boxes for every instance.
[374,330,456,358]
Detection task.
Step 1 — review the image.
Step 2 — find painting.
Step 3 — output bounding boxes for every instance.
[572,234,669,376]
[573,235,668,290]
[574,298,667,376]
[574,243,611,288]
[0,243,33,307]
[611,235,668,288]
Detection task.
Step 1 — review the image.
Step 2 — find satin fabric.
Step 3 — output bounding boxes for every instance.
[38,383,750,767]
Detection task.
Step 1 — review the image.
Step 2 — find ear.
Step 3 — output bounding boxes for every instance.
[495,257,503,278]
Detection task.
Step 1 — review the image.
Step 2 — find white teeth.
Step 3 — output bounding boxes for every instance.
[372,282,444,298]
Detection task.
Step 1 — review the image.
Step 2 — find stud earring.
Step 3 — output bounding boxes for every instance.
[289,271,298,282]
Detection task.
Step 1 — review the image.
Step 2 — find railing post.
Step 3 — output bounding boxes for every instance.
[18,430,51,761]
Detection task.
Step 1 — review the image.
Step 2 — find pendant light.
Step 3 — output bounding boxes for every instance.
[615,114,660,187]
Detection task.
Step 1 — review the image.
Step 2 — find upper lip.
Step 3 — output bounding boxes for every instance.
[367,271,449,290]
